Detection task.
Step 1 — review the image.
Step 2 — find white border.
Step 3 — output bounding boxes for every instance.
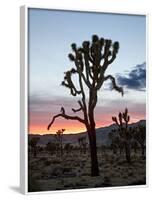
[146,13,149,189]
[20,5,148,195]
[20,5,28,194]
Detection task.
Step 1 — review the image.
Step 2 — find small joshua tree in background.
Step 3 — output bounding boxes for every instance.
[46,141,57,155]
[28,137,40,157]
[78,136,87,154]
[64,143,73,155]
[131,137,139,155]
[134,125,146,159]
[112,108,132,163]
[109,129,125,155]
[48,35,123,176]
[54,129,65,157]
[109,129,118,154]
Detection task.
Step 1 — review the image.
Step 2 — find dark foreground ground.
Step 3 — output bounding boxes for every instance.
[28,149,146,192]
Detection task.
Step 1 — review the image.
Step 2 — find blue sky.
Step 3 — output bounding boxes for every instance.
[28,8,146,134]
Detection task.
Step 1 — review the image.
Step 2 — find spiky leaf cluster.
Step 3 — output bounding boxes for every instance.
[61,34,122,96]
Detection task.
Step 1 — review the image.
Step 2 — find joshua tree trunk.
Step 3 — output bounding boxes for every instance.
[87,88,99,176]
[88,127,99,176]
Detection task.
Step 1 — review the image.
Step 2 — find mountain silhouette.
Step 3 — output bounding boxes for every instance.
[29,120,146,147]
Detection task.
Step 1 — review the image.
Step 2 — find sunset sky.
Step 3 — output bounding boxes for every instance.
[28,8,146,134]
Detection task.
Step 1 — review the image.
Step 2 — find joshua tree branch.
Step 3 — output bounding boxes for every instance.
[79,70,92,88]
[72,100,83,113]
[95,62,108,90]
[83,53,90,81]
[83,53,94,82]
[74,61,92,88]
[62,82,80,96]
[102,43,118,72]
[72,107,82,113]
[107,54,116,65]
[62,70,82,96]
[47,107,85,130]
[104,75,124,96]
[76,67,90,126]
[67,49,90,126]
[69,47,92,88]
[72,47,93,87]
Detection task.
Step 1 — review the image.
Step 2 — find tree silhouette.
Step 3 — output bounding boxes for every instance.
[46,141,57,155]
[48,35,123,176]
[109,129,126,155]
[112,108,132,163]
[134,125,146,159]
[109,129,118,154]
[54,129,65,157]
[64,143,73,155]
[131,138,139,154]
[78,136,87,154]
[28,137,40,157]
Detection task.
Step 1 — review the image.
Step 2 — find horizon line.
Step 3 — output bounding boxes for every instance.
[28,118,146,135]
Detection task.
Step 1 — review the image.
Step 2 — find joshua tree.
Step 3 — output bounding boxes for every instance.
[78,136,87,154]
[131,138,139,154]
[46,141,57,155]
[109,128,130,155]
[64,143,73,155]
[48,35,123,176]
[28,137,40,157]
[54,129,65,157]
[112,108,132,163]
[134,125,146,159]
[109,129,118,154]
[109,129,125,155]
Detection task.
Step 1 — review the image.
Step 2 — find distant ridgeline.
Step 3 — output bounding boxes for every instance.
[29,120,146,147]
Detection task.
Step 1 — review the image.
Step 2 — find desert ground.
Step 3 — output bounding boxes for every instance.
[28,147,146,192]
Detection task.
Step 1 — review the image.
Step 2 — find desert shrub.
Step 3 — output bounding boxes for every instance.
[63,167,72,173]
[102,176,112,187]
[51,167,63,177]
[64,183,75,188]
[94,181,104,188]
[28,137,40,158]
[39,157,47,162]
[64,143,73,154]
[44,160,51,166]
[128,179,146,185]
[128,172,134,176]
[28,175,41,192]
[51,159,61,164]
[46,141,57,155]
[75,181,88,188]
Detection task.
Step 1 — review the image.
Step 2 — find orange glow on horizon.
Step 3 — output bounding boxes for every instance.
[29,124,86,135]
[28,115,145,135]
[29,120,86,135]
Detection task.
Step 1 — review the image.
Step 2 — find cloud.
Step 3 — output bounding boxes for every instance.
[117,62,146,91]
[29,94,81,115]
